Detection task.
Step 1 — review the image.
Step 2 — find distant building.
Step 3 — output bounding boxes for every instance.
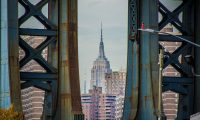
[81,86,123,120]
[105,69,126,96]
[21,87,44,120]
[160,25,180,120]
[90,24,112,92]
[20,36,46,120]
[82,25,125,119]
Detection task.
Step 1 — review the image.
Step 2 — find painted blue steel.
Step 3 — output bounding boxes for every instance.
[163,77,193,84]
[161,43,192,76]
[21,81,51,91]
[159,1,192,34]
[0,0,11,109]
[135,0,159,119]
[19,28,57,36]
[194,0,200,113]
[123,0,139,119]
[18,0,58,118]
[159,35,192,42]
[124,0,159,119]
[20,72,57,81]
[19,37,57,73]
[158,0,194,119]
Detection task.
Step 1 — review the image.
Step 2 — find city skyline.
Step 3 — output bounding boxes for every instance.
[78,0,128,93]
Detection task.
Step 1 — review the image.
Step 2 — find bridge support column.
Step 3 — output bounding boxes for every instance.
[52,0,83,119]
[194,0,200,113]
[0,0,22,112]
[123,0,159,119]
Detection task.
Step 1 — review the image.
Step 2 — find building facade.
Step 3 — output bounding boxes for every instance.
[21,87,44,120]
[161,25,180,120]
[90,25,112,92]
[82,25,125,119]
[20,36,46,120]
[82,86,123,120]
[105,69,126,96]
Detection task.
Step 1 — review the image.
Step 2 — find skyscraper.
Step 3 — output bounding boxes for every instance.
[81,86,117,119]
[82,24,126,119]
[90,24,112,92]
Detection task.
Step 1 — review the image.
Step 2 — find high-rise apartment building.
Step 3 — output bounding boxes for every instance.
[90,24,112,92]
[20,36,46,120]
[105,69,126,96]
[161,25,180,120]
[21,87,44,120]
[82,25,126,119]
[81,86,123,120]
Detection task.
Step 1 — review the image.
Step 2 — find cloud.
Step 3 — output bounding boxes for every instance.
[78,0,128,93]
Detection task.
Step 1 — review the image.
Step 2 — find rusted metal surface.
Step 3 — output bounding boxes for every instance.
[123,0,139,119]
[8,0,23,112]
[137,0,159,119]
[157,49,165,119]
[58,0,73,119]
[159,0,194,119]
[67,0,82,115]
[124,0,159,119]
[56,0,82,119]
[0,0,22,112]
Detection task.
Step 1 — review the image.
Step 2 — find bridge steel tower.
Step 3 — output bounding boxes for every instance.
[0,0,83,119]
[1,0,200,120]
[123,0,200,120]
[123,0,159,119]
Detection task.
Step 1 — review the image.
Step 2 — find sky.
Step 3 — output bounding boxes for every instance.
[78,0,128,93]
[18,0,128,93]
[18,0,180,93]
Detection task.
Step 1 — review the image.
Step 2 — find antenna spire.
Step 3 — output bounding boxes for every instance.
[98,22,105,58]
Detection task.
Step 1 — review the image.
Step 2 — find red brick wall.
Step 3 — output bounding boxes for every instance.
[161,26,180,120]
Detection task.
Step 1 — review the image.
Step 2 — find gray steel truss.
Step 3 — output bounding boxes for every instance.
[159,0,194,119]
[124,0,198,120]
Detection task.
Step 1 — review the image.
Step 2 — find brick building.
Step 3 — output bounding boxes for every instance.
[105,69,126,96]
[20,36,46,120]
[81,26,125,119]
[161,25,180,120]
[81,86,124,120]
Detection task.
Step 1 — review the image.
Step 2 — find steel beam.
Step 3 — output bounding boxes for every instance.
[123,0,159,119]
[136,0,159,119]
[58,0,82,118]
[194,0,200,113]
[17,0,83,119]
[123,0,139,119]
[0,0,22,112]
[0,0,11,109]
[18,0,58,119]
[158,0,194,119]
[50,0,83,119]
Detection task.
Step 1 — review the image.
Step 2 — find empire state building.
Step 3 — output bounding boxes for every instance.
[90,24,112,92]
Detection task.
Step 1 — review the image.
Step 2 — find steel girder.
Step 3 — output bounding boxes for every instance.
[0,0,22,112]
[17,0,83,119]
[18,0,58,119]
[123,0,140,119]
[194,0,200,113]
[123,0,159,119]
[124,0,196,119]
[159,0,194,119]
